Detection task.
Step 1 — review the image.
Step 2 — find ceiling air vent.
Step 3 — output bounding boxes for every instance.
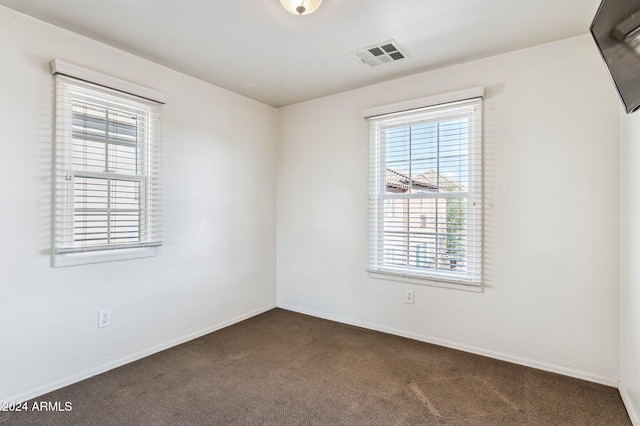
[353,40,407,67]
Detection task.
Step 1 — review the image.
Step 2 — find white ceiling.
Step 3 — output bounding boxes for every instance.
[0,0,602,107]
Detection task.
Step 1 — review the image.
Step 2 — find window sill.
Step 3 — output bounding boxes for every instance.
[53,246,158,267]
[368,269,483,292]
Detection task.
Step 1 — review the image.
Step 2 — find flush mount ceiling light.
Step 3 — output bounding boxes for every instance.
[280,0,323,16]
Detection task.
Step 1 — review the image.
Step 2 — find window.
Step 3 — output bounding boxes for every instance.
[52,71,162,266]
[384,199,396,218]
[366,92,483,286]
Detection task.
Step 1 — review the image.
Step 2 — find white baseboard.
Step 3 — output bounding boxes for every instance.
[3,303,276,405]
[619,384,640,426]
[277,303,618,387]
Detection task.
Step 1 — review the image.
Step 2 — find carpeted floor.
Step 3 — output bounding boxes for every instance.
[1,308,631,425]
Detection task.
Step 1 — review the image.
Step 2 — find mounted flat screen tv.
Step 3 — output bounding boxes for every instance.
[591,0,640,113]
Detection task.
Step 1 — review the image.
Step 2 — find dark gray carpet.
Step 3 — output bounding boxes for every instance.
[1,308,631,425]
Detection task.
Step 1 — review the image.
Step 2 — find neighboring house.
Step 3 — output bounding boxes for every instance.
[383,168,466,271]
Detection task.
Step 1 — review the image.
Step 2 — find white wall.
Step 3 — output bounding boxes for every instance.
[620,110,640,424]
[277,35,621,384]
[0,6,277,402]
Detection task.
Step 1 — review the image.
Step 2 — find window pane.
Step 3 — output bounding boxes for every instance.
[71,138,106,172]
[72,177,141,247]
[108,142,138,175]
[439,118,469,189]
[381,197,469,272]
[74,177,108,210]
[445,198,468,272]
[108,110,138,145]
[111,212,140,244]
[73,213,109,246]
[72,101,140,175]
[385,119,469,194]
[111,180,139,209]
[409,123,438,186]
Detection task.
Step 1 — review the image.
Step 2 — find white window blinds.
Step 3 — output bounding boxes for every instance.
[367,96,483,286]
[53,74,162,266]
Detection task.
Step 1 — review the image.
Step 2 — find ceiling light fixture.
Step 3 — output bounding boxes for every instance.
[280,0,323,16]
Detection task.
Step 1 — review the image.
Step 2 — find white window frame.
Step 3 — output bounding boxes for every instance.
[364,88,484,290]
[51,60,165,267]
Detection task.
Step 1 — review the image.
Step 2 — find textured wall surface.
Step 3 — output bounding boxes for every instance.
[0,5,277,402]
[619,109,640,424]
[277,35,620,385]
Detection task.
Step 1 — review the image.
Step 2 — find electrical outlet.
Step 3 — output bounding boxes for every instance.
[98,309,112,328]
[405,289,414,304]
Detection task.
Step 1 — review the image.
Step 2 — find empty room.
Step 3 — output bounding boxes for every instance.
[0,0,639,424]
